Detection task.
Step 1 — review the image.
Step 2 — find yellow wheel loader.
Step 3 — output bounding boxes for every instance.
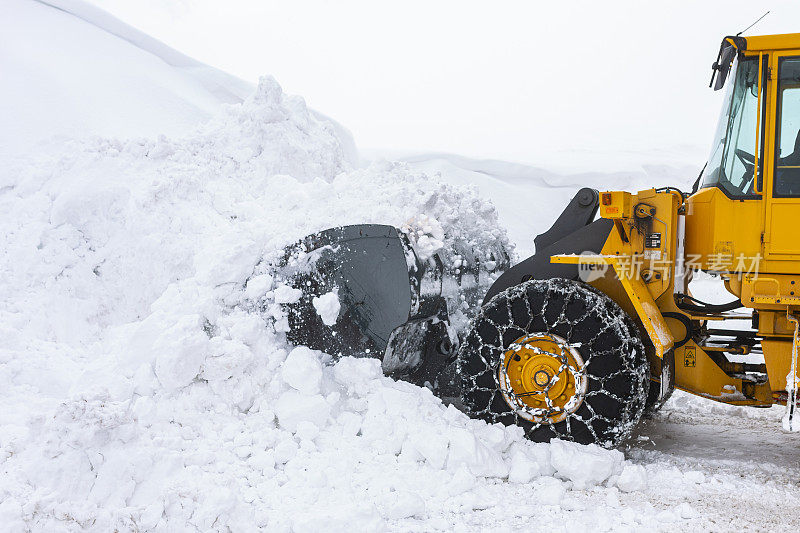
[276,33,800,447]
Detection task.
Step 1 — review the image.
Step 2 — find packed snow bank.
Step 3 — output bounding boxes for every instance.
[35,0,252,102]
[0,0,357,166]
[0,73,658,531]
[0,0,223,160]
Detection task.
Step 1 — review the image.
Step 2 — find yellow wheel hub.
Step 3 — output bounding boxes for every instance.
[498,333,587,423]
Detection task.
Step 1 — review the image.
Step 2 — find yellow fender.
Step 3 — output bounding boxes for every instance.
[551,254,675,359]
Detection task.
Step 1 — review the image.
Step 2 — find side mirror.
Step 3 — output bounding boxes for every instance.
[711,45,737,91]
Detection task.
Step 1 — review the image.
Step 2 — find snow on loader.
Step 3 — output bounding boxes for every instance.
[276,33,800,447]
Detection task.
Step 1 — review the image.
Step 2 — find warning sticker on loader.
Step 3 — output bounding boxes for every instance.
[683,346,696,368]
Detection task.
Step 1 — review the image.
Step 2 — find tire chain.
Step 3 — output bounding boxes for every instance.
[457,278,650,446]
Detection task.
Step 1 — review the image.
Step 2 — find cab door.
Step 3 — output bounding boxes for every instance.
[764,51,800,259]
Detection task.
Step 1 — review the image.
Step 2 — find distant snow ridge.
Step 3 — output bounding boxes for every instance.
[0,76,645,532]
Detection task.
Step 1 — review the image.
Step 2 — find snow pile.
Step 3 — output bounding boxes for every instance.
[0,74,657,530]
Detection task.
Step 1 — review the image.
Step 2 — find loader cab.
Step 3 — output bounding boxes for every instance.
[686,34,800,271]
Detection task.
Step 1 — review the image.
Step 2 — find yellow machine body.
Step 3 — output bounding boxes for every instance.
[553,33,800,408]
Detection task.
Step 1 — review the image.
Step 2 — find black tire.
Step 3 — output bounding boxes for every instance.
[457,278,649,447]
[643,377,674,418]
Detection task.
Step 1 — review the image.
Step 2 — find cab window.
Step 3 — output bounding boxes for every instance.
[700,56,767,198]
[773,57,800,197]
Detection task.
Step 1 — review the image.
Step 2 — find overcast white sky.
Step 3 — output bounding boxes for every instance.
[91,0,800,170]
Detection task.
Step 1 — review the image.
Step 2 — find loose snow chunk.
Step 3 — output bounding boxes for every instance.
[682,470,706,484]
[312,291,340,326]
[446,428,508,478]
[201,337,254,382]
[403,214,445,261]
[293,508,384,533]
[273,283,302,304]
[139,502,164,530]
[333,356,383,391]
[153,314,211,391]
[274,439,299,464]
[281,346,323,394]
[508,447,544,484]
[675,502,700,519]
[275,390,331,432]
[295,420,320,441]
[615,463,648,493]
[244,273,273,300]
[549,439,624,490]
[532,477,566,506]
[405,425,450,470]
[381,490,426,520]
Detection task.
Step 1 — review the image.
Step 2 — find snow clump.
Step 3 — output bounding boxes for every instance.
[312,291,340,326]
[402,214,446,261]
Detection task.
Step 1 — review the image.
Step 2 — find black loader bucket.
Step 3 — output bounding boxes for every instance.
[275,223,509,390]
[277,225,421,358]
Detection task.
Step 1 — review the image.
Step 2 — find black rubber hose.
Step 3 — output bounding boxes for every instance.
[655,186,687,199]
[661,312,694,348]
[674,293,743,313]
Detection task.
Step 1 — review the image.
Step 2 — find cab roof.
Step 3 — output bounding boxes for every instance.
[727,33,800,53]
